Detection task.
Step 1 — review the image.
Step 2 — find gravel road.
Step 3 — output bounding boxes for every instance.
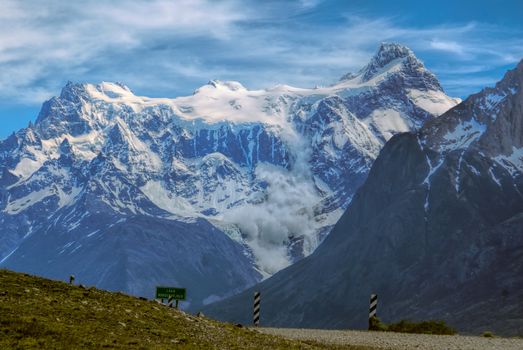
[256,327,523,350]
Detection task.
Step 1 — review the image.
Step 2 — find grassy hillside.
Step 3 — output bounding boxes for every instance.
[0,269,372,349]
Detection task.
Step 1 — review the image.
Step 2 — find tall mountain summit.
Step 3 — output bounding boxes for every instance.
[0,43,458,309]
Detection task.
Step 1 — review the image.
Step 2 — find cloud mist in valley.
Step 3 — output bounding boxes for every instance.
[223,133,323,275]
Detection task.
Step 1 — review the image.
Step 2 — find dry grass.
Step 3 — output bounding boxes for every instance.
[0,269,371,349]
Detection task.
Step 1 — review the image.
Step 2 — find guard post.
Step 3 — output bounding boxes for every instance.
[368,293,378,329]
[253,291,261,326]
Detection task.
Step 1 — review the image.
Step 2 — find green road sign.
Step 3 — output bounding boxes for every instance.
[156,286,186,300]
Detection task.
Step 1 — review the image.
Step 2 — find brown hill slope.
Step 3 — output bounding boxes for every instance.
[0,269,369,349]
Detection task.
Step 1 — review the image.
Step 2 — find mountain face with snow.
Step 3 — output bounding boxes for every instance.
[0,43,458,309]
[203,59,523,334]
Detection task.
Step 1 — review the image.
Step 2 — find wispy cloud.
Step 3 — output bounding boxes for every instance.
[0,0,522,109]
[90,0,249,38]
[429,40,466,55]
[299,0,324,9]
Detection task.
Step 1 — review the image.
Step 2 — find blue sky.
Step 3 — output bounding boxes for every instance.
[1,0,522,139]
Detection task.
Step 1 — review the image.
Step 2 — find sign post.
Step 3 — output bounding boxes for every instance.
[156,286,186,309]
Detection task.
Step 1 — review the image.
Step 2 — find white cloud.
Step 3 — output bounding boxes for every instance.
[0,0,522,106]
[0,0,250,102]
[90,0,248,38]
[299,0,324,9]
[429,40,466,55]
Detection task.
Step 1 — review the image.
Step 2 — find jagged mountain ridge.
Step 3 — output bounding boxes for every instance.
[0,43,458,308]
[203,59,523,335]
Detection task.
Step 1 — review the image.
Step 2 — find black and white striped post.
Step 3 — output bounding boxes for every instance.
[253,291,261,327]
[368,293,378,329]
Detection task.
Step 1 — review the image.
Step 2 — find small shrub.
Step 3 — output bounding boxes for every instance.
[387,319,456,335]
[482,331,495,338]
[368,316,388,331]
[369,317,456,335]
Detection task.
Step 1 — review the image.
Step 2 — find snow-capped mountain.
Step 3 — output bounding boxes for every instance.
[204,59,523,335]
[0,43,458,308]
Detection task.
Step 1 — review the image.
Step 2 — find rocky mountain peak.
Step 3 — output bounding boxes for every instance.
[337,43,415,82]
[359,43,416,80]
[422,58,523,156]
[495,58,522,93]
[58,81,89,102]
[475,58,523,155]
[355,42,442,92]
[373,42,415,65]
